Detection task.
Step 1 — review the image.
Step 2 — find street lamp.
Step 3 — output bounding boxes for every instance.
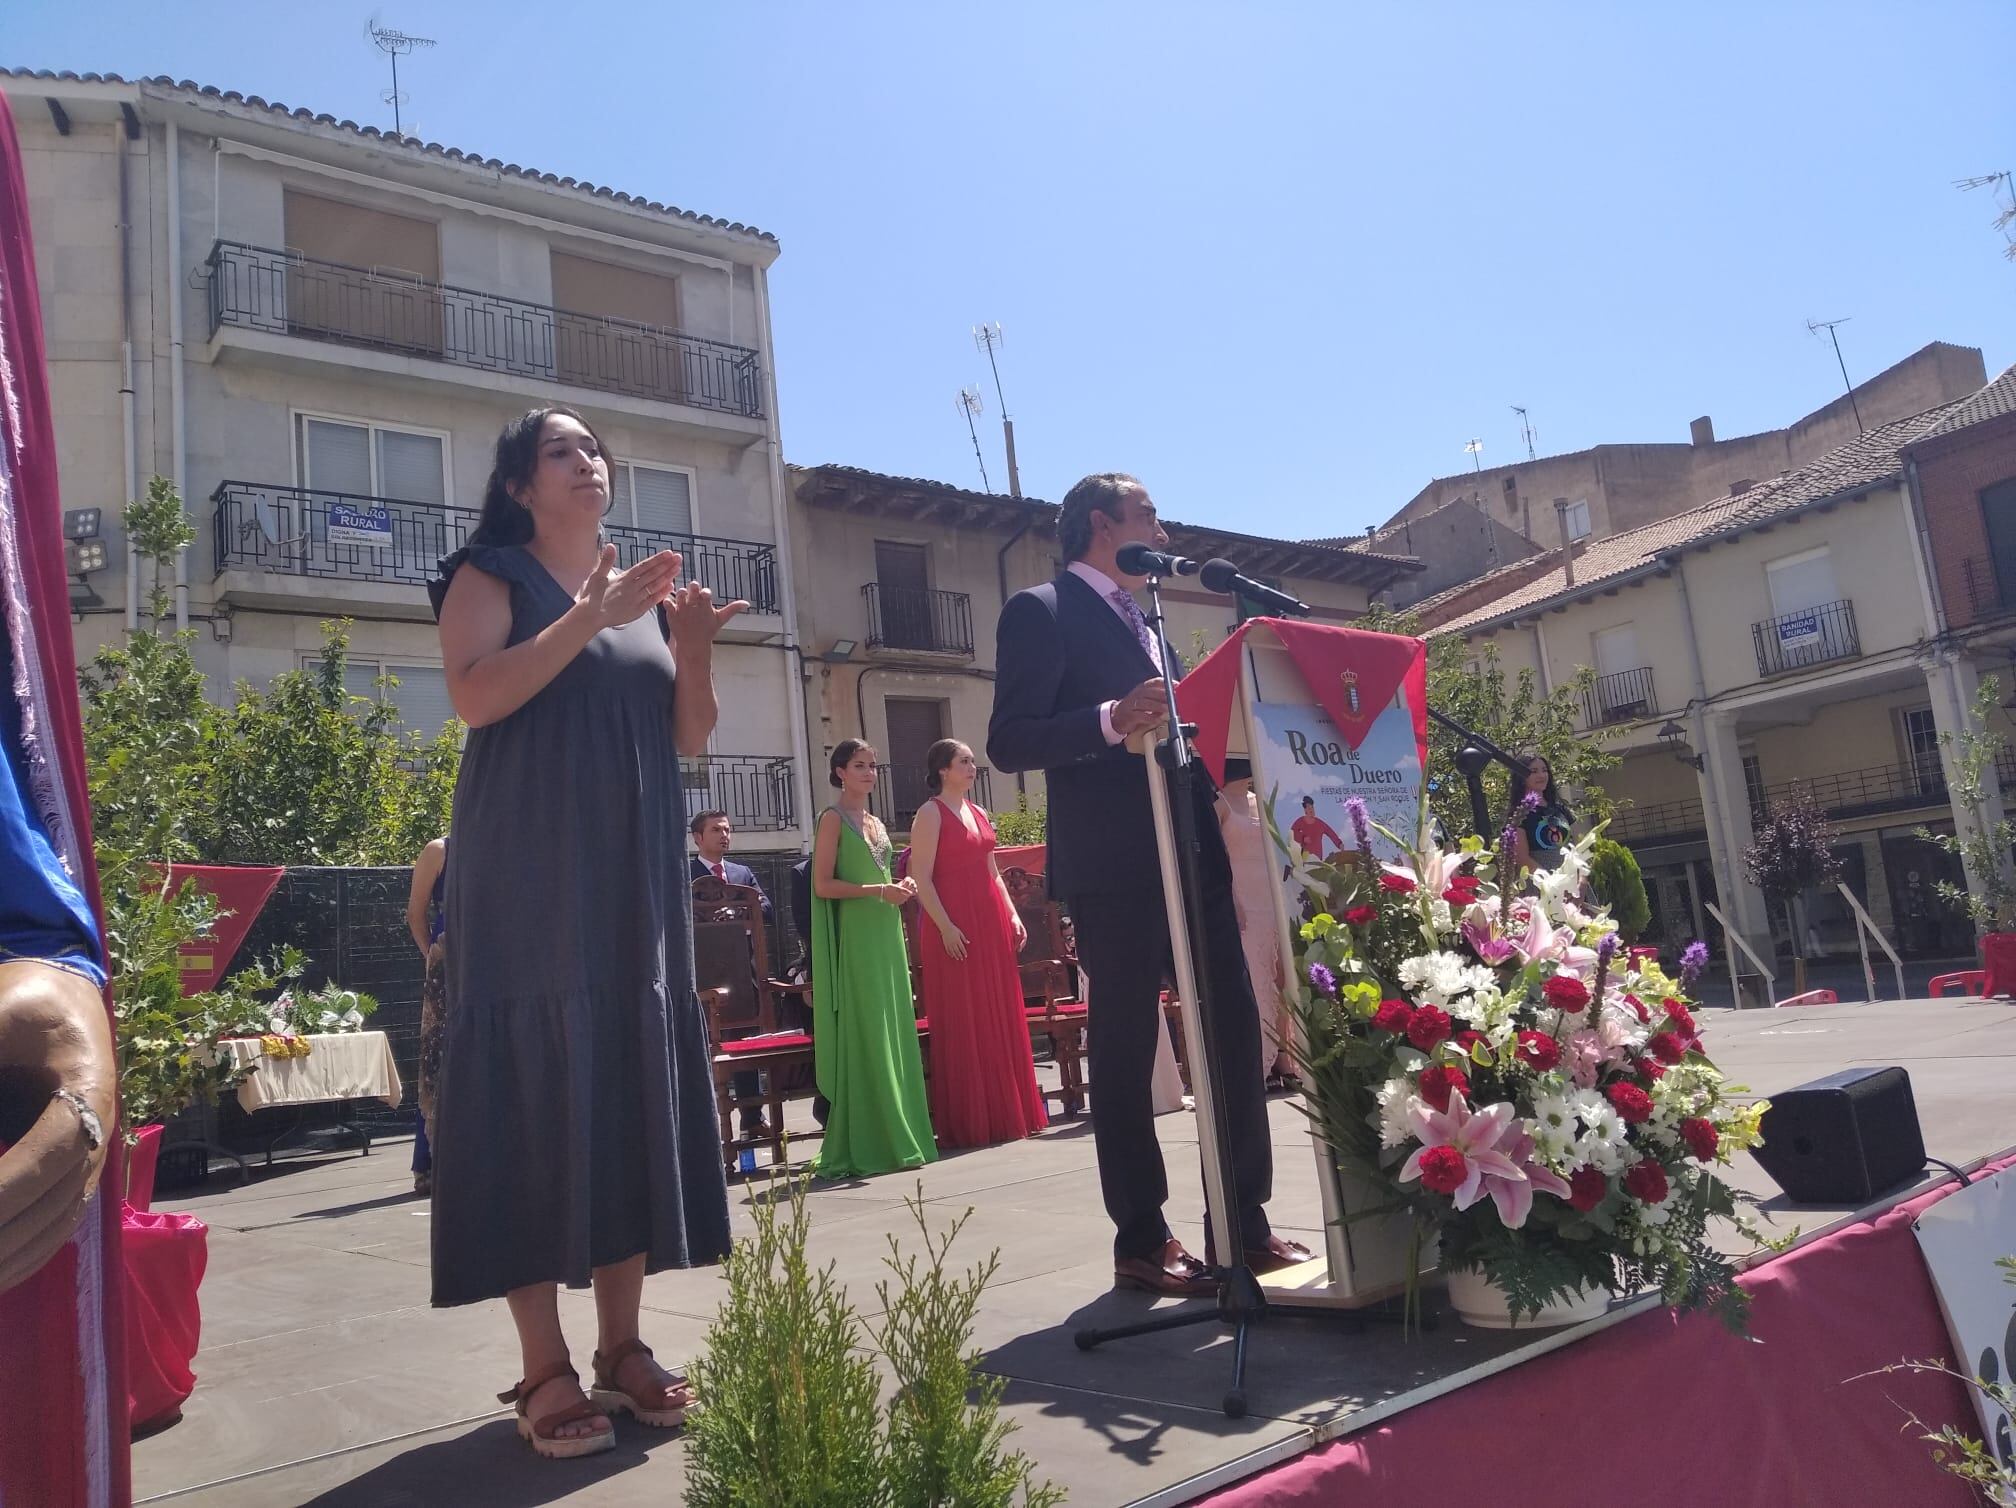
[64,508,107,614]
[1658,719,1705,771]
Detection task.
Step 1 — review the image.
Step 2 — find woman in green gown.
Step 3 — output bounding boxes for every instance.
[810,740,938,1179]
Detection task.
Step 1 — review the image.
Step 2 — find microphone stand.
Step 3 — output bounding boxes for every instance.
[1069,569,1273,1418]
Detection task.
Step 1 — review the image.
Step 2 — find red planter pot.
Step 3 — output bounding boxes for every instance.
[1979,931,2016,999]
[124,1123,163,1213]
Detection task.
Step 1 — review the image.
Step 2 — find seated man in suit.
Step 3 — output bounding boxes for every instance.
[689,809,774,1141]
[689,809,773,920]
[987,472,1310,1297]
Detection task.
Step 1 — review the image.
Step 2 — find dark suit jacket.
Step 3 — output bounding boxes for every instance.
[988,570,1224,900]
[689,855,773,921]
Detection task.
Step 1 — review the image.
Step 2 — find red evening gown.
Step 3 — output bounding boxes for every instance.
[917,799,1049,1148]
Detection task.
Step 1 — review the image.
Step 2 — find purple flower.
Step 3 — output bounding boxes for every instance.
[1680,940,1710,986]
[1306,961,1337,997]
[1345,797,1373,855]
[1519,791,1543,815]
[1597,934,1619,965]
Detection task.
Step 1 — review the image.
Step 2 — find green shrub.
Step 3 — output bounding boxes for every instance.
[1587,837,1651,941]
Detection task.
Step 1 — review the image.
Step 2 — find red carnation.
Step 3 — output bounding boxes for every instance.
[1371,999,1415,1034]
[1663,1000,1698,1038]
[1679,1117,1720,1162]
[1415,1144,1470,1195]
[1454,1029,1489,1056]
[1514,1030,1561,1072]
[1345,905,1379,927]
[1623,993,1651,1024]
[1417,1064,1472,1112]
[1543,974,1591,1012]
[1648,1031,1687,1065]
[1636,1058,1667,1084]
[1624,1159,1671,1204]
[1605,1082,1654,1123]
[1442,886,1479,906]
[1379,872,1418,895]
[1406,1004,1454,1051]
[1567,1166,1610,1212]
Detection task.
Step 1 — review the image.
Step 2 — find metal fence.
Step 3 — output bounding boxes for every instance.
[681,755,797,834]
[1582,666,1656,726]
[862,582,976,656]
[207,240,765,418]
[1750,598,1859,678]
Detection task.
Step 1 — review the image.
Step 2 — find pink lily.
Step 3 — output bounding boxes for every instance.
[1399,1092,1525,1213]
[1462,915,1516,965]
[1510,901,1598,977]
[1493,1126,1574,1228]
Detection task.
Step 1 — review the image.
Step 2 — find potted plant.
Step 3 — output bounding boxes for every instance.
[1742,786,1844,998]
[1281,797,1772,1329]
[1916,678,2016,985]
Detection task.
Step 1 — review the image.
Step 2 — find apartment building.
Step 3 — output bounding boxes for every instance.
[1431,364,2016,978]
[788,465,1422,831]
[8,70,813,859]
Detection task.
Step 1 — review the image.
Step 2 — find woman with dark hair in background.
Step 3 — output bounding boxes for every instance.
[1507,752,1575,875]
[430,406,744,1459]
[907,739,1047,1149]
[809,740,936,1179]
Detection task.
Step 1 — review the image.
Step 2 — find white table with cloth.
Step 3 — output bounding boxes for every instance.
[219,1031,404,1166]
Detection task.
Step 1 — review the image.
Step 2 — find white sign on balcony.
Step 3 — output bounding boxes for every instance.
[1776,610,1821,650]
[328,503,394,549]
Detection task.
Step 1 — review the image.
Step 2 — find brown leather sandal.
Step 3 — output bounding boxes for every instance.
[589,1338,694,1429]
[497,1361,614,1459]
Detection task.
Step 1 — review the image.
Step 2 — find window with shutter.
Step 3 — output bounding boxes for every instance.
[629,464,692,536]
[302,419,374,496]
[386,664,456,739]
[1765,548,1838,616]
[376,430,446,506]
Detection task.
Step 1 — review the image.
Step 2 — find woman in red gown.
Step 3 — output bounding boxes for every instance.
[908,740,1049,1149]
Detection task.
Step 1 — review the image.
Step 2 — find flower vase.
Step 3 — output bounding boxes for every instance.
[1444,1265,1611,1329]
[124,1123,164,1212]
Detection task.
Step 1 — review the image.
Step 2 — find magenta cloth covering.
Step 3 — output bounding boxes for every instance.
[1201,1156,2011,1507]
[121,1207,207,1433]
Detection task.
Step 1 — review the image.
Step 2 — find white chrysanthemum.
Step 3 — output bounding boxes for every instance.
[1530,1094,1577,1158]
[1428,899,1455,934]
[1375,1077,1415,1149]
[1574,1108,1629,1173]
[1398,955,1441,998]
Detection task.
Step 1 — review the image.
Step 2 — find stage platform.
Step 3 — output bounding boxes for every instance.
[130,996,2015,1506]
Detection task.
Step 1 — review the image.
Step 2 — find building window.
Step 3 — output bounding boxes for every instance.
[1562,499,1592,541]
[1979,477,2016,612]
[1764,546,1839,618]
[295,414,448,505]
[1903,706,1942,795]
[1742,752,1767,826]
[549,251,681,391]
[609,460,695,537]
[881,697,947,829]
[281,189,442,352]
[323,657,458,740]
[1502,476,1518,514]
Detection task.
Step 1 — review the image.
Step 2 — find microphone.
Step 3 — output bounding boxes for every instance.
[1197,558,1312,617]
[1114,542,1201,578]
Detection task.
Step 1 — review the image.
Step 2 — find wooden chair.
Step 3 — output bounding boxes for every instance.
[1000,867,1089,1117]
[691,876,817,1174]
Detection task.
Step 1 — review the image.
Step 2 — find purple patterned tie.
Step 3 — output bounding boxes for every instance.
[1108,588,1161,670]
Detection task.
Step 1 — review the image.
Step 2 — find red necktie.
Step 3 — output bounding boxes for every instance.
[713,861,726,881]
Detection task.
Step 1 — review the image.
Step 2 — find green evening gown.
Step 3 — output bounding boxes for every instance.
[810,811,937,1179]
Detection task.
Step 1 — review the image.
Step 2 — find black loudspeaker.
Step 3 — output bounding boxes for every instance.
[1750,1067,1925,1204]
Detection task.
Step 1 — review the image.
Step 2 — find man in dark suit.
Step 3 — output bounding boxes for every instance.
[688,809,773,920]
[987,472,1311,1296]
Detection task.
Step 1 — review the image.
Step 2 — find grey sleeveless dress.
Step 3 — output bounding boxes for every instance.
[428,543,730,1306]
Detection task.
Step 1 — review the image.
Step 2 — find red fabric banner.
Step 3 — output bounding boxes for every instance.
[1200,1155,2013,1508]
[163,865,285,993]
[1175,619,1428,788]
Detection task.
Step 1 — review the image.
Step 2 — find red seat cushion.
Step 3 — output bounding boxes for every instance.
[1028,1002,1087,1019]
[717,1032,812,1056]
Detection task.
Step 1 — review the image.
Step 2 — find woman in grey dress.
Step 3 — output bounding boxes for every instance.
[431,406,743,1459]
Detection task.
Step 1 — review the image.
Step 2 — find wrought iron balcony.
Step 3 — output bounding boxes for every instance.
[1752,750,2016,823]
[205,241,764,419]
[1750,598,1859,678]
[679,755,798,834]
[1582,666,1656,727]
[1609,797,1706,845]
[871,765,993,833]
[211,482,781,614]
[862,583,975,657]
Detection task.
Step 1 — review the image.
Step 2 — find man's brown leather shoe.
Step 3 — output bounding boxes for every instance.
[1113,1238,1219,1297]
[1243,1235,1316,1274]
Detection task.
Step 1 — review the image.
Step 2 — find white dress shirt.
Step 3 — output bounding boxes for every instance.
[1068,561,1163,745]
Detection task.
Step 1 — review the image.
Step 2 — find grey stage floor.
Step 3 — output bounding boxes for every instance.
[130,997,2016,1506]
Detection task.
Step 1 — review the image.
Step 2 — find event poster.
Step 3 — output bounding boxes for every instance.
[1910,1166,2016,1486]
[1251,696,1423,866]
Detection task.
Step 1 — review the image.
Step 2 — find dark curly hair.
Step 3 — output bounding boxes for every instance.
[470,405,609,547]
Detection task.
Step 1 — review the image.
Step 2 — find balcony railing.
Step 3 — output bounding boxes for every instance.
[1609,798,1706,845]
[871,765,993,833]
[211,482,781,614]
[680,755,797,834]
[862,583,975,657]
[1752,750,2016,823]
[1582,666,1656,727]
[205,241,764,418]
[1751,598,1859,678]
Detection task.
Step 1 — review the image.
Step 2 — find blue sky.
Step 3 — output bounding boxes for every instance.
[8,1,2014,541]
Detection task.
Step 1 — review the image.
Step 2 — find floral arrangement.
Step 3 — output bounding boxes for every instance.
[1282,795,1774,1327]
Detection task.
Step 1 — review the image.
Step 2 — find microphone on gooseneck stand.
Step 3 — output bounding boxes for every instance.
[1197,558,1312,618]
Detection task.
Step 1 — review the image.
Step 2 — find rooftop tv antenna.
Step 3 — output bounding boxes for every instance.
[1463,438,1485,473]
[1806,317,1863,434]
[369,21,436,139]
[956,388,993,493]
[972,322,1022,496]
[1511,405,1537,461]
[1955,171,2016,262]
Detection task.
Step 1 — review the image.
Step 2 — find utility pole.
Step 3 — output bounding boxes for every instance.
[973,322,1021,496]
[1807,318,1863,434]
